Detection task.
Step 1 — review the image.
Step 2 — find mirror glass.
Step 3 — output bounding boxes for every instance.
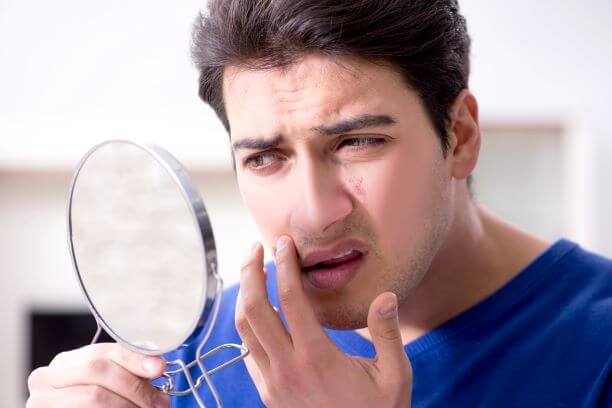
[68,141,208,353]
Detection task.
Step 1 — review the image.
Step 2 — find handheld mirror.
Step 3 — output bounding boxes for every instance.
[67,140,248,407]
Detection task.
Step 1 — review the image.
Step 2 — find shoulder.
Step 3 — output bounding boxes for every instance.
[555,241,612,309]
[544,240,612,324]
[546,242,612,378]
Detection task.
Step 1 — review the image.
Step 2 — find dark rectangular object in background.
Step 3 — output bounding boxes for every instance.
[27,310,115,394]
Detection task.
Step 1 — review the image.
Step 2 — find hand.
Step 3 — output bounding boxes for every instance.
[235,236,413,407]
[26,342,170,408]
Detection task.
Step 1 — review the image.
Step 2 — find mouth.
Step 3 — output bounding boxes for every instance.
[300,240,368,290]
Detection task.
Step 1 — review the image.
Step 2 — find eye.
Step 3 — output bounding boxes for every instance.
[337,136,386,150]
[243,151,280,171]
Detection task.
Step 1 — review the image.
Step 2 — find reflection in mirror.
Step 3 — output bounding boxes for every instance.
[69,141,206,353]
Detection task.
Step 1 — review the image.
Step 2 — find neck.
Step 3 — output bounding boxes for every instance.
[357,182,550,344]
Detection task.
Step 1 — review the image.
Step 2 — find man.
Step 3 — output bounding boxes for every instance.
[26,0,611,407]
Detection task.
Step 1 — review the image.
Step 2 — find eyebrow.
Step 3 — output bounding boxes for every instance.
[232,134,284,151]
[313,114,396,135]
[231,114,396,151]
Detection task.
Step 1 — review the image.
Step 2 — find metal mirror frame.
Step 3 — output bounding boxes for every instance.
[66,140,248,407]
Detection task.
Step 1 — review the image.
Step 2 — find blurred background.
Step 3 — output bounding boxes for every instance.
[1,0,611,406]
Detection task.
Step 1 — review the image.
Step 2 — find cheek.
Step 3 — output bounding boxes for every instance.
[360,149,442,254]
[237,176,286,248]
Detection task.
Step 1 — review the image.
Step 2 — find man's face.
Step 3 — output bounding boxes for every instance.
[224,54,454,329]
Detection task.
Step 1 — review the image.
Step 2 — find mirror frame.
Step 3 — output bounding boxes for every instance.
[66,139,219,355]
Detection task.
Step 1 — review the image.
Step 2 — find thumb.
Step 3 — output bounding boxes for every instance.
[367,292,411,376]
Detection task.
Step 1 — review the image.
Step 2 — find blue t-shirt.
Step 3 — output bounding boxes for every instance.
[165,239,612,407]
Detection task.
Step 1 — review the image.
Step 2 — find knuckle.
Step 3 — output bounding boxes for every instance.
[242,297,263,318]
[87,384,109,404]
[27,367,45,391]
[378,326,401,342]
[277,286,296,307]
[128,378,148,400]
[235,315,250,336]
[85,358,109,377]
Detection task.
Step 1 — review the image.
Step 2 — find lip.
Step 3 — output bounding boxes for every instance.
[300,238,369,269]
[304,252,366,290]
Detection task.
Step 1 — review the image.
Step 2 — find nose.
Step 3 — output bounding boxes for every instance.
[289,158,353,236]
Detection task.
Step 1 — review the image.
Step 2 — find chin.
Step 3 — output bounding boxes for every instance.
[314,304,369,330]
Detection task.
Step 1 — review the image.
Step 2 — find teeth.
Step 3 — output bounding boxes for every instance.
[330,250,354,261]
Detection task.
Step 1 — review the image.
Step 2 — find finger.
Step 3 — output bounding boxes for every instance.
[243,351,266,394]
[50,343,166,379]
[28,366,52,392]
[46,357,168,408]
[240,242,292,358]
[235,292,268,396]
[367,292,412,377]
[235,288,270,371]
[274,235,328,348]
[26,385,140,408]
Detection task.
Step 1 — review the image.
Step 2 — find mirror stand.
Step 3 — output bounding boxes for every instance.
[88,269,249,407]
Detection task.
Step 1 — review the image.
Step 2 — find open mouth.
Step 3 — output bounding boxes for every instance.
[301,248,367,290]
[302,249,364,272]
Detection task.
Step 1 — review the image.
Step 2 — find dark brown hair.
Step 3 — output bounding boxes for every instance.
[192,0,471,159]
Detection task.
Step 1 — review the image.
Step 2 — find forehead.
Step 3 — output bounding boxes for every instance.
[222,54,408,137]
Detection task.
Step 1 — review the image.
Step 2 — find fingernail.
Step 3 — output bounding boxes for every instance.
[143,357,162,374]
[251,242,260,253]
[276,236,289,253]
[152,392,169,408]
[379,294,397,319]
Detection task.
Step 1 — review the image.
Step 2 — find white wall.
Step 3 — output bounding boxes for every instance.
[1,1,612,407]
[462,0,612,253]
[0,0,232,171]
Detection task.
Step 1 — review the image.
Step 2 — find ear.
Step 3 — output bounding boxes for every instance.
[447,90,481,180]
